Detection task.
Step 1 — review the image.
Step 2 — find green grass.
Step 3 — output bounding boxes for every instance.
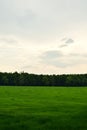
[0,86,87,130]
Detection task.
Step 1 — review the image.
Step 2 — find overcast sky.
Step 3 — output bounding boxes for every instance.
[0,0,87,74]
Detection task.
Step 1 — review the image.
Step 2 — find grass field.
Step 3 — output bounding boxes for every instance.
[0,86,87,130]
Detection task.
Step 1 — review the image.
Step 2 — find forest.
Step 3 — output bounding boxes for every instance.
[0,72,87,86]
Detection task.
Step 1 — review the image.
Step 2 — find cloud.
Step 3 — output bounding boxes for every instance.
[41,50,63,59]
[65,38,74,44]
[40,50,67,68]
[40,49,87,68]
[59,38,75,48]
[61,38,74,44]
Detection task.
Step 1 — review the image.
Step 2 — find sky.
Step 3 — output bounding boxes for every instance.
[0,0,87,74]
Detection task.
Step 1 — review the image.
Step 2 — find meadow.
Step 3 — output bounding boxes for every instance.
[0,86,87,130]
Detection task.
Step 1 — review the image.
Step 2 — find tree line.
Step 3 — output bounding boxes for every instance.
[0,72,87,86]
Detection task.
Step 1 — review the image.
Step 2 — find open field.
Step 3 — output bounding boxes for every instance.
[0,86,87,130]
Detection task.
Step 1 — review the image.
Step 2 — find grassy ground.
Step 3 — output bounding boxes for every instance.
[0,86,87,130]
